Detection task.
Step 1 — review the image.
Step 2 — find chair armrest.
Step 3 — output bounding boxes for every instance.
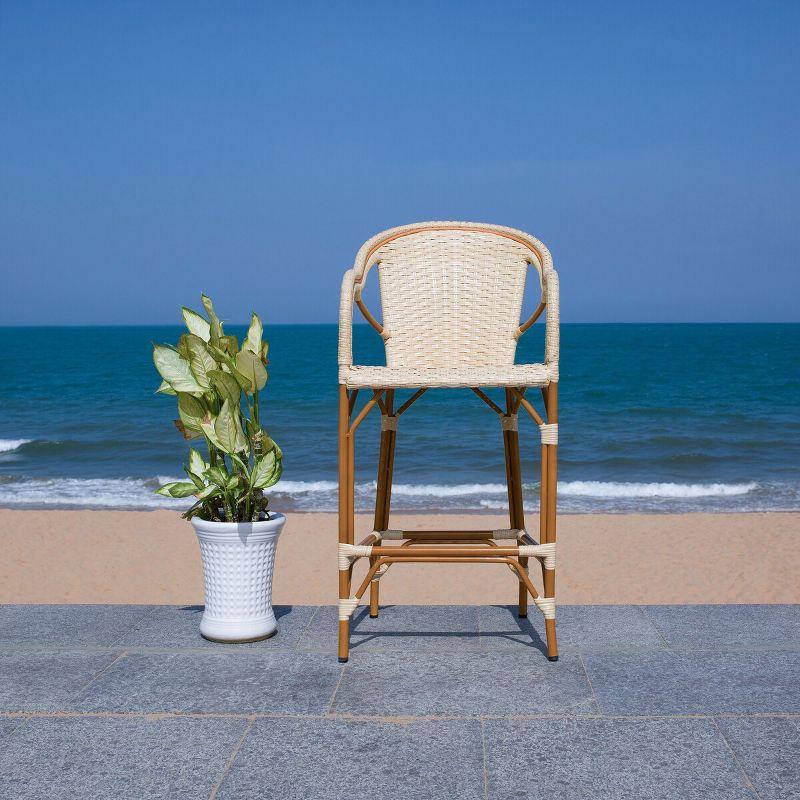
[338,269,356,367]
[543,267,559,375]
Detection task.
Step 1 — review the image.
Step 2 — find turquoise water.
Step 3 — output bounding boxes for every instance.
[0,324,798,513]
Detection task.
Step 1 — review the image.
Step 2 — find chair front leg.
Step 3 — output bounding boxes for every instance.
[338,384,352,662]
[541,382,559,661]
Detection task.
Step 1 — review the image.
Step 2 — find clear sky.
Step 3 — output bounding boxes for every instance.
[1,1,798,325]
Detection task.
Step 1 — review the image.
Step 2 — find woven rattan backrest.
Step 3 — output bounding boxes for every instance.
[352,222,550,369]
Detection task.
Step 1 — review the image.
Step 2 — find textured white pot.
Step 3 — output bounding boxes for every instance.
[191,513,286,643]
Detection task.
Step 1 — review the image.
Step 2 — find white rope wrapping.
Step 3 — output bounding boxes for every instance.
[370,563,390,582]
[539,423,558,445]
[493,528,523,539]
[376,529,404,540]
[338,597,360,620]
[338,543,373,571]
[533,596,556,619]
[500,415,518,431]
[518,542,556,570]
[381,415,398,431]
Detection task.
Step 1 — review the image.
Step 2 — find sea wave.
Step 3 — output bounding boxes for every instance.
[558,480,758,498]
[0,475,794,513]
[0,439,32,453]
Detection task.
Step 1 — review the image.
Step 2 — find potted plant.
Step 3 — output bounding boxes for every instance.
[153,295,284,642]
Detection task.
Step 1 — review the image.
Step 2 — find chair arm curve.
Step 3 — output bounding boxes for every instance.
[338,269,355,367]
[543,267,559,374]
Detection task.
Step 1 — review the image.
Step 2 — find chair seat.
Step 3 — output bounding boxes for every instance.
[340,363,555,389]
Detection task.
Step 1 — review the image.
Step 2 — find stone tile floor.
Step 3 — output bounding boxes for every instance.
[0,604,798,799]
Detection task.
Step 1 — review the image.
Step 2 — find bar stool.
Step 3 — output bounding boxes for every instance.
[336,222,560,661]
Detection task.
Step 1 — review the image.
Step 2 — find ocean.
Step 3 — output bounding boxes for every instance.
[0,324,798,514]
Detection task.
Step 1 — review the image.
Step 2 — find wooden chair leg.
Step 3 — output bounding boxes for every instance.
[370,391,395,618]
[542,382,559,662]
[337,385,352,663]
[503,389,527,618]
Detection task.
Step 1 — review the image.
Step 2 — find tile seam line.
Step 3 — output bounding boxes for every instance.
[107,605,161,648]
[479,718,489,800]
[64,649,129,703]
[709,717,764,800]
[635,604,674,651]
[292,604,322,650]
[325,660,348,715]
[9,710,792,723]
[577,651,602,715]
[207,716,255,800]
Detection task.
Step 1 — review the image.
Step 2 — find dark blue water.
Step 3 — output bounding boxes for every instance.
[0,324,798,512]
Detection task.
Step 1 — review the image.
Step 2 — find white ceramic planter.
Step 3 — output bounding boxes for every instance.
[191,513,286,643]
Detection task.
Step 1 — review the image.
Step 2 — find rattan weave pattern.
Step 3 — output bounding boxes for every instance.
[338,221,559,389]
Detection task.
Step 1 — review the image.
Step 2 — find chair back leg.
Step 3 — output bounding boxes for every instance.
[370,391,396,617]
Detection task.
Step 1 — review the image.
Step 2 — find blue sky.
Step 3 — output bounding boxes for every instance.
[1,1,798,324]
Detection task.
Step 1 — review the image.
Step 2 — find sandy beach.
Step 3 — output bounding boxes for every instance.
[1,509,797,605]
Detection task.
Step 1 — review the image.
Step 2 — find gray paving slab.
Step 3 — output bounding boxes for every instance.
[71,651,343,714]
[478,604,666,652]
[642,605,800,650]
[117,604,317,650]
[0,650,120,711]
[0,604,153,647]
[217,716,484,799]
[716,716,800,800]
[0,715,248,800]
[484,717,755,800]
[0,718,21,743]
[332,650,596,717]
[584,650,800,715]
[298,604,483,652]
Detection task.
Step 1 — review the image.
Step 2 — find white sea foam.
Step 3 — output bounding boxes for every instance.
[0,477,189,509]
[388,482,507,497]
[0,439,32,453]
[0,475,775,512]
[558,480,758,498]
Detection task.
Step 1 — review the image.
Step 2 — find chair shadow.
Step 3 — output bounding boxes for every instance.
[348,605,549,656]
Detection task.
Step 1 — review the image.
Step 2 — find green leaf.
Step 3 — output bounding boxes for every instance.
[226,363,253,393]
[196,483,221,500]
[188,448,208,478]
[218,335,239,356]
[185,334,216,389]
[184,467,205,490]
[235,350,267,392]
[155,481,197,498]
[177,393,205,436]
[182,307,211,341]
[208,343,233,363]
[200,417,223,451]
[155,380,177,396]
[153,345,204,394]
[213,399,248,454]
[225,474,241,490]
[175,334,192,360]
[244,313,263,355]
[208,369,241,408]
[203,465,229,487]
[201,295,224,342]
[250,449,282,489]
